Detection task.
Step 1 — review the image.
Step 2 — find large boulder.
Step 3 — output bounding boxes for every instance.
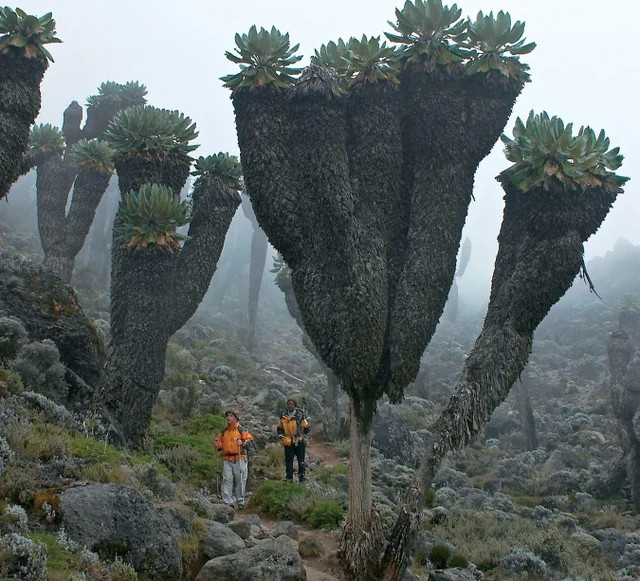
[196,535,306,581]
[59,483,182,580]
[0,251,105,407]
[199,519,245,561]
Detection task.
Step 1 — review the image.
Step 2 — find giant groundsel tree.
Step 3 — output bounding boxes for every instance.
[224,2,629,579]
[30,81,147,282]
[97,105,242,446]
[381,112,628,579]
[0,7,60,200]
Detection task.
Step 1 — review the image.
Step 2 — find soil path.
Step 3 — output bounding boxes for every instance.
[242,439,347,579]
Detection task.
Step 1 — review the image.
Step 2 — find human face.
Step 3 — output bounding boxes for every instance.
[226,413,238,426]
[287,400,295,411]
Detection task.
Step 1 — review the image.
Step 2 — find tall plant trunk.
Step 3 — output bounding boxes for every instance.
[323,369,341,441]
[608,329,640,511]
[386,72,522,398]
[516,376,539,450]
[101,247,175,445]
[247,226,268,352]
[340,395,382,580]
[42,253,75,283]
[0,50,47,199]
[98,164,239,447]
[379,184,618,580]
[41,169,111,283]
[36,154,74,262]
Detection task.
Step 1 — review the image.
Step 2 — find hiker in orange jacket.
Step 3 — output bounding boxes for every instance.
[277,397,310,482]
[215,410,253,508]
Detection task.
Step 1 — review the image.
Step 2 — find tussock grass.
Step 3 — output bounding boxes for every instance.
[429,508,616,579]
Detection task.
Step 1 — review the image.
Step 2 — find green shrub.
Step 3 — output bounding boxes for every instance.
[449,553,469,568]
[304,499,344,530]
[314,464,347,487]
[187,413,226,435]
[429,544,451,569]
[28,532,74,571]
[252,480,306,518]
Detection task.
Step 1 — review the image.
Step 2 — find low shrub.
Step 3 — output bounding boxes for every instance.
[252,480,306,518]
[304,498,344,530]
[448,553,469,568]
[429,543,451,569]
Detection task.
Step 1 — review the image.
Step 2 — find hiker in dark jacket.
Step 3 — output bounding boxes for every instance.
[277,397,310,482]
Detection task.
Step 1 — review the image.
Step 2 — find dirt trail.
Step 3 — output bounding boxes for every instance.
[242,439,347,579]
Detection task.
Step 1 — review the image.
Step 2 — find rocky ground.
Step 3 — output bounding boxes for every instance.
[1,210,640,579]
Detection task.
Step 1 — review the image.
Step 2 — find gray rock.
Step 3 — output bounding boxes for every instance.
[572,492,596,512]
[196,535,306,581]
[227,518,253,540]
[431,569,480,581]
[60,483,182,580]
[299,536,325,558]
[199,519,245,561]
[0,251,105,408]
[205,502,232,523]
[274,520,298,540]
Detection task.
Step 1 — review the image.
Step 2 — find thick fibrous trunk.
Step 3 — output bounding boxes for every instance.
[168,179,241,336]
[386,72,522,399]
[608,329,640,510]
[233,88,299,255]
[37,160,111,283]
[241,193,268,352]
[246,226,268,351]
[102,247,174,445]
[99,162,239,447]
[516,377,539,450]
[0,50,47,200]
[340,396,382,580]
[35,99,127,283]
[379,184,617,580]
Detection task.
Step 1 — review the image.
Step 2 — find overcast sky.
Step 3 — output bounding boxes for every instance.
[20,0,638,302]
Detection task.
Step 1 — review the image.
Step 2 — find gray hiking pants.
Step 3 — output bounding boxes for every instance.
[222,458,248,506]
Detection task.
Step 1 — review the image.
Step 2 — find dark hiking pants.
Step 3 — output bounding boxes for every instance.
[284,441,306,482]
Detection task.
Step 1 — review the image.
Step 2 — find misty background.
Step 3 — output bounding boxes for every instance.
[5,0,638,309]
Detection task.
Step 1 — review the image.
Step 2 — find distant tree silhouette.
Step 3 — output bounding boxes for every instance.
[31,82,147,282]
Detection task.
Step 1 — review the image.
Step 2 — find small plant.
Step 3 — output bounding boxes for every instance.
[429,543,452,568]
[619,294,640,314]
[191,152,243,193]
[499,111,629,194]
[67,139,115,175]
[448,552,469,568]
[304,498,345,529]
[105,105,198,157]
[0,316,28,363]
[30,122,64,155]
[463,10,535,81]
[385,0,469,70]
[115,183,191,251]
[222,25,303,91]
[252,480,306,518]
[0,7,61,61]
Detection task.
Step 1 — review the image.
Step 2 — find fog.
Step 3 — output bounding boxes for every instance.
[15,0,639,305]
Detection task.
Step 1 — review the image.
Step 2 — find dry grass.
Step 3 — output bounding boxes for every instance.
[429,509,617,579]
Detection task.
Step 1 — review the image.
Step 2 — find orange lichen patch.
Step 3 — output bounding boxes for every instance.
[31,488,65,516]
